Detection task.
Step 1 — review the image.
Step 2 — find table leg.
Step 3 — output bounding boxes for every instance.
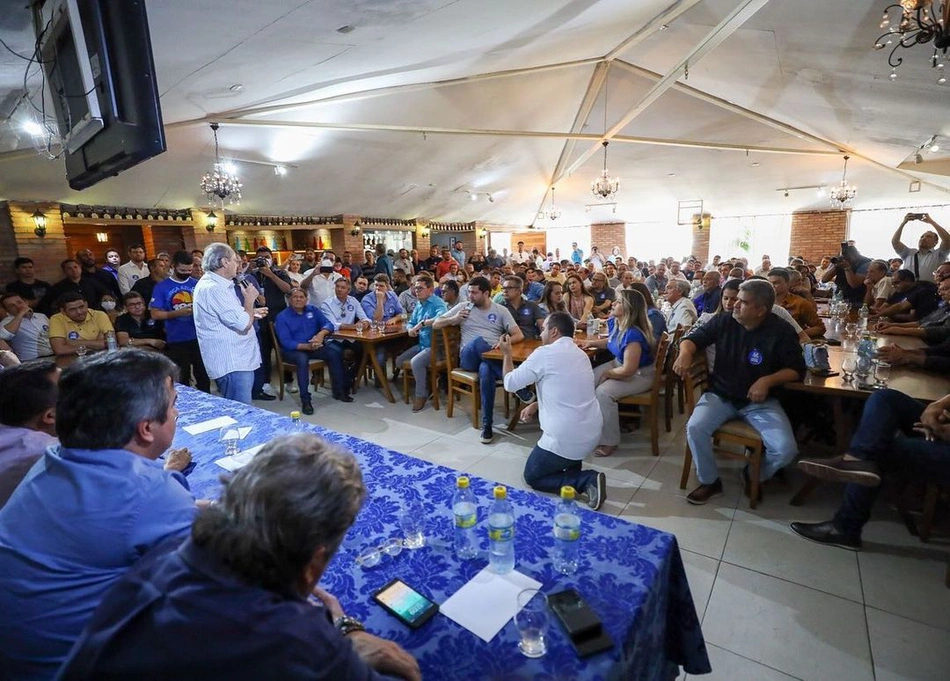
[367,345,396,403]
[505,397,523,431]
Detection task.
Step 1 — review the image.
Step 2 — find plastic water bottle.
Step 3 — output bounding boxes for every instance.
[453,476,478,560]
[553,486,581,575]
[105,331,118,352]
[488,485,515,574]
[290,411,303,431]
[858,304,869,333]
[586,317,597,337]
[856,332,876,379]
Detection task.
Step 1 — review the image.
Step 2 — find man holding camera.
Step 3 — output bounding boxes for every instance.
[820,242,873,308]
[251,247,294,397]
[892,213,950,284]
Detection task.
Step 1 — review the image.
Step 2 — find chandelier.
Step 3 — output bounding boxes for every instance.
[591,72,619,200]
[874,1,949,84]
[199,123,243,204]
[538,187,562,221]
[828,155,857,209]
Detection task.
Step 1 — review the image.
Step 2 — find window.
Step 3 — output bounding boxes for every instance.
[848,206,949,262]
[708,215,791,266]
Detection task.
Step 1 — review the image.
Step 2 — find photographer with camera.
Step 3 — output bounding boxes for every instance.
[250,247,294,398]
[820,242,873,308]
[892,212,950,284]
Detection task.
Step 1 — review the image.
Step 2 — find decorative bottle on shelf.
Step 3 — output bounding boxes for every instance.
[453,476,479,560]
[552,486,581,575]
[252,237,259,250]
[488,486,515,574]
[281,236,289,251]
[312,235,318,249]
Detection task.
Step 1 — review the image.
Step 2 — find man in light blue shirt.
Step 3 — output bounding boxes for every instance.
[396,274,448,412]
[361,274,406,374]
[0,350,196,681]
[321,278,370,398]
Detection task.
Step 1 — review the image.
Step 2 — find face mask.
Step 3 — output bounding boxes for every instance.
[101,301,117,311]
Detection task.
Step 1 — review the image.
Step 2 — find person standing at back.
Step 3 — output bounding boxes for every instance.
[374,243,394,280]
[150,251,210,393]
[891,213,950,283]
[117,244,150,295]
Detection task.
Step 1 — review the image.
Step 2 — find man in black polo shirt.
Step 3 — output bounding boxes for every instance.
[673,279,805,505]
[588,272,616,318]
[251,247,294,396]
[423,245,442,273]
[39,259,110,316]
[820,243,871,308]
[114,292,165,350]
[76,249,121,299]
[876,269,939,322]
[131,257,168,306]
[500,276,544,340]
[4,258,51,308]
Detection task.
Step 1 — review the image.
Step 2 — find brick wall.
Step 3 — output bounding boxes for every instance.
[691,220,710,264]
[415,222,431,256]
[590,221,625,258]
[0,203,18,284]
[6,201,69,283]
[790,210,849,263]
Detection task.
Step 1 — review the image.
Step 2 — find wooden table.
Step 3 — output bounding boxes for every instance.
[332,324,408,403]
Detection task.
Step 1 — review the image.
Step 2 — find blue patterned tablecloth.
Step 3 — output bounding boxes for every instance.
[174,387,711,680]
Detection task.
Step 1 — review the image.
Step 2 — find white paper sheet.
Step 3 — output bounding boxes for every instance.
[214,443,265,471]
[182,416,237,435]
[438,567,542,642]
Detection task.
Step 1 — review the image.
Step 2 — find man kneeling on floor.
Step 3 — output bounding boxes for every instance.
[790,389,950,550]
[673,279,805,505]
[499,312,607,510]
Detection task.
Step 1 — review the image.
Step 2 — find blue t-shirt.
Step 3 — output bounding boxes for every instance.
[150,276,198,343]
[0,446,195,680]
[606,317,653,367]
[274,305,334,353]
[647,308,667,344]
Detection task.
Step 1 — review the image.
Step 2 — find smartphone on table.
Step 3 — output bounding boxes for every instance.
[373,578,439,629]
[548,588,614,657]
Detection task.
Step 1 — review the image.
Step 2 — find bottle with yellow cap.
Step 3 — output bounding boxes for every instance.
[488,485,515,574]
[553,486,581,575]
[290,411,303,431]
[452,476,478,559]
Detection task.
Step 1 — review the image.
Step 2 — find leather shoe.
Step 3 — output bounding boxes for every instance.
[686,479,723,505]
[798,455,881,487]
[333,394,354,403]
[301,401,314,416]
[412,397,427,412]
[252,392,276,401]
[790,520,861,551]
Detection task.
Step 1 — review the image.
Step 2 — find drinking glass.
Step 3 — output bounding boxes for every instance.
[841,355,857,382]
[873,361,891,388]
[844,323,858,340]
[356,323,364,337]
[76,344,88,358]
[219,424,248,459]
[515,589,548,658]
[399,501,426,549]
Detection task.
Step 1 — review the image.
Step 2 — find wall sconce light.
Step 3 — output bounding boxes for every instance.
[350,220,361,237]
[421,227,430,238]
[95,232,108,243]
[205,210,218,233]
[32,209,47,237]
[478,228,488,238]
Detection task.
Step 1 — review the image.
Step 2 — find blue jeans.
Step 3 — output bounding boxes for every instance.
[459,337,502,427]
[834,389,950,538]
[686,392,798,485]
[523,445,598,495]
[215,370,255,405]
[283,344,346,401]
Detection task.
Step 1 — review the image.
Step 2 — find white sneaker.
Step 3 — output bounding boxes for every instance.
[286,383,299,394]
[261,383,277,397]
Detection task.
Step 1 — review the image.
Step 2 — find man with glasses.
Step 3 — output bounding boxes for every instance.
[114,292,165,351]
[500,276,544,341]
[396,275,449,412]
[891,213,950,283]
[0,293,53,360]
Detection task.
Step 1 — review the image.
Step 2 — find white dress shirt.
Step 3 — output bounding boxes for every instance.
[193,272,261,380]
[321,295,369,332]
[668,297,698,330]
[503,336,602,459]
[117,261,150,295]
[0,312,53,360]
[306,272,342,308]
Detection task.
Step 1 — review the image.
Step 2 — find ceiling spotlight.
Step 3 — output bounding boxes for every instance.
[930,142,940,153]
[784,190,790,198]
[228,84,244,92]
[487,193,494,203]
[22,120,44,136]
[274,165,287,176]
[751,162,760,167]
[470,192,478,201]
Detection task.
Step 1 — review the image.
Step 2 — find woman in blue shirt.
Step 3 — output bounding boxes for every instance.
[579,289,657,457]
[630,282,666,343]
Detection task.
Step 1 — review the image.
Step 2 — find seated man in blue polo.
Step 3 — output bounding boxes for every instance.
[395,273,448,412]
[0,350,196,680]
[500,275,544,341]
[434,275,525,444]
[275,288,349,413]
[673,279,805,506]
[321,278,370,402]
[361,273,406,373]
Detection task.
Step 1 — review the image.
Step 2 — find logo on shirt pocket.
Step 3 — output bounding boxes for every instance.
[748,348,763,366]
[487,313,497,323]
[68,331,79,340]
[305,312,313,319]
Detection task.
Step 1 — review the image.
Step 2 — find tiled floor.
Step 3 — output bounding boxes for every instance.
[251,380,950,681]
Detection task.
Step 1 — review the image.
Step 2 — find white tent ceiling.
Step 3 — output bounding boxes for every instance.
[0,0,948,227]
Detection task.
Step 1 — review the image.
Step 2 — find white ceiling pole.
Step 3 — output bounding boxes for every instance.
[604,0,706,61]
[206,57,603,123]
[557,0,771,185]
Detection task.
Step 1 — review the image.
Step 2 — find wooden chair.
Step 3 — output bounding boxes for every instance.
[268,323,326,400]
[441,325,509,428]
[664,325,688,429]
[616,333,672,457]
[916,481,948,543]
[678,354,766,509]
[401,328,448,410]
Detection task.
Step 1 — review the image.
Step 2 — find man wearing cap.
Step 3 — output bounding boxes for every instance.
[301,258,343,309]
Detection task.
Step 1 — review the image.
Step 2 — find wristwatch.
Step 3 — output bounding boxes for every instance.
[333,614,365,636]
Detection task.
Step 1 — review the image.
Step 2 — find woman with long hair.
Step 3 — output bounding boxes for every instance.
[564,273,594,325]
[630,282,666,343]
[539,280,567,315]
[579,289,657,457]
